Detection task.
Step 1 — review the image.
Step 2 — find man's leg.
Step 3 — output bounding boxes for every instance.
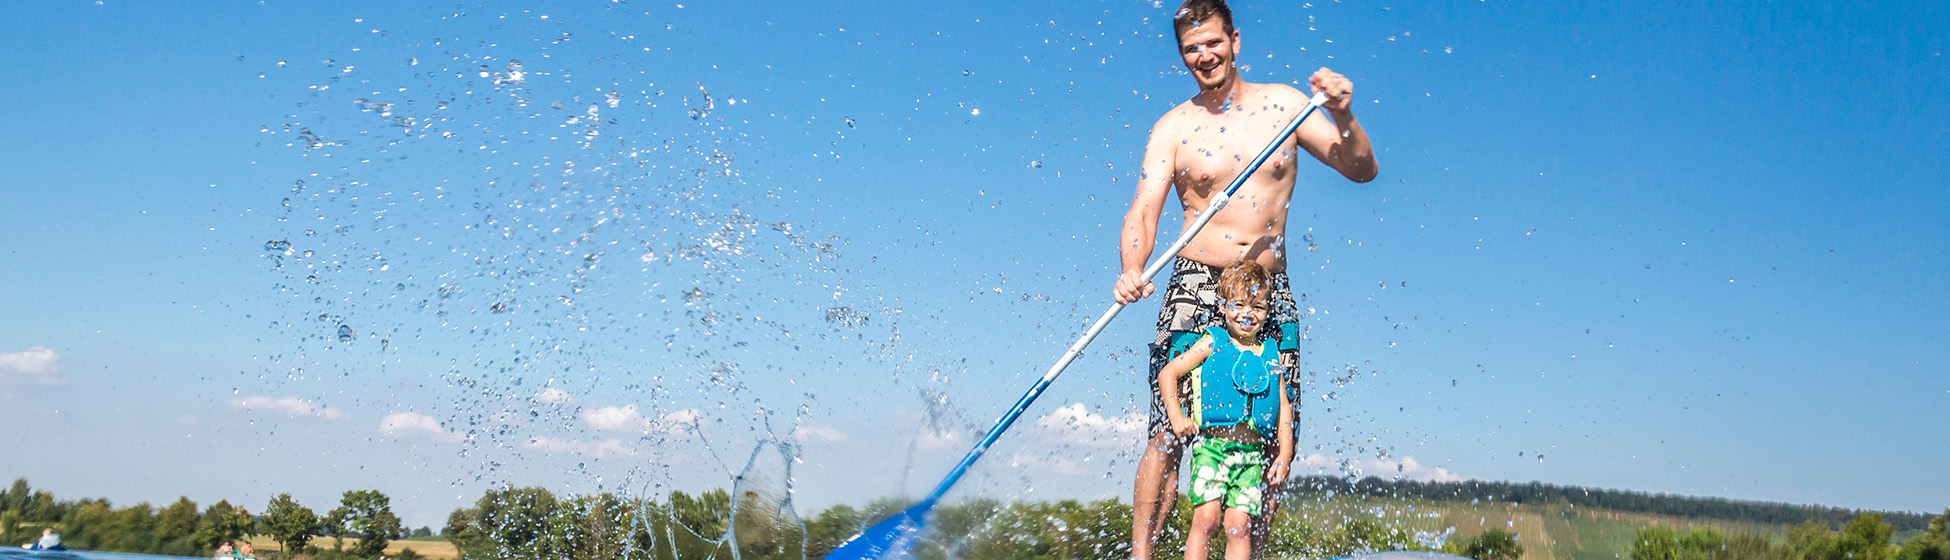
[1133,429,1186,560]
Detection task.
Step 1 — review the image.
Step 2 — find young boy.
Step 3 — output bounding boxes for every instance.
[1159,260,1295,560]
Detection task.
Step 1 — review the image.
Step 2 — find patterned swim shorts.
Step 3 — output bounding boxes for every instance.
[1187,437,1268,516]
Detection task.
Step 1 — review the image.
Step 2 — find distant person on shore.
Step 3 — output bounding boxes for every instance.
[20,528,63,550]
[1157,261,1294,560]
[1116,0,1376,558]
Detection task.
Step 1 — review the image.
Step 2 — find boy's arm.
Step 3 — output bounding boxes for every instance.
[1158,336,1214,435]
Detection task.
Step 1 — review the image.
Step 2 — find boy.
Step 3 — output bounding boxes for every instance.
[1158,260,1295,560]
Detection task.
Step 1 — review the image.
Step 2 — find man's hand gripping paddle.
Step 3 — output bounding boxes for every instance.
[823,91,1332,560]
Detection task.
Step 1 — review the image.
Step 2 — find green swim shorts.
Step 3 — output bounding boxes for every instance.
[1187,437,1267,516]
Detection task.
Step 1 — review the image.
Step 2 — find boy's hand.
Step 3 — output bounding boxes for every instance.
[1168,414,1197,438]
[1268,461,1290,485]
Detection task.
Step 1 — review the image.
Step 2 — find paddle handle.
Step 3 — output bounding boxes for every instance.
[925,91,1330,502]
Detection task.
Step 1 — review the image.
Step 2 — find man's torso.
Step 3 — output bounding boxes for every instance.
[1157,82,1311,272]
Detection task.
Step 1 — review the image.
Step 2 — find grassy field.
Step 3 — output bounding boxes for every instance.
[1280,495,1797,560]
[244,536,456,559]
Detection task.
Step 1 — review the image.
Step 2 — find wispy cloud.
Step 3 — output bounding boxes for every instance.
[526,436,629,458]
[584,404,647,431]
[1291,454,1463,483]
[1033,403,1146,448]
[230,396,346,420]
[1005,452,1091,476]
[379,411,463,442]
[534,387,574,405]
[583,404,701,435]
[0,346,64,386]
[791,425,852,444]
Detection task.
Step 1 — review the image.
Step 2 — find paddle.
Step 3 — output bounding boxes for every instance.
[824,90,1333,560]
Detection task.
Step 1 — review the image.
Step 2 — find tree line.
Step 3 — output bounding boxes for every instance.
[1625,509,1950,560]
[439,484,1521,560]
[14,473,1942,560]
[0,478,415,559]
[1287,476,1934,533]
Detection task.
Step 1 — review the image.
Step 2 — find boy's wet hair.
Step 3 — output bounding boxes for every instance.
[1173,0,1235,41]
[1215,259,1271,304]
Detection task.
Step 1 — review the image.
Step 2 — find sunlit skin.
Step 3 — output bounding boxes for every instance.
[1124,14,1377,560]
[1114,18,1378,304]
[1155,293,1294,560]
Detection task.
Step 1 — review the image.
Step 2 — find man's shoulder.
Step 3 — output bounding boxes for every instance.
[1245,81,1308,102]
[1153,99,1201,126]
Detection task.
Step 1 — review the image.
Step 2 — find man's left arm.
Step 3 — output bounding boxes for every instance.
[1294,67,1377,183]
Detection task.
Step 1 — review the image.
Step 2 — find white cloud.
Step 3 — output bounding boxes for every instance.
[526,436,629,458]
[230,396,346,420]
[535,387,574,405]
[583,405,701,435]
[0,346,64,386]
[791,425,851,444]
[1290,454,1463,483]
[584,404,648,431]
[914,425,962,450]
[379,412,463,442]
[1033,403,1146,448]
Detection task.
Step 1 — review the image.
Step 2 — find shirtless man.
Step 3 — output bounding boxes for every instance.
[1118,1,1376,558]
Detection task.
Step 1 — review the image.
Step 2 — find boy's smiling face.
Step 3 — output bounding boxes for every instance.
[1219,291,1269,340]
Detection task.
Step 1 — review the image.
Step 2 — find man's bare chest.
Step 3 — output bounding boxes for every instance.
[1175,117,1296,192]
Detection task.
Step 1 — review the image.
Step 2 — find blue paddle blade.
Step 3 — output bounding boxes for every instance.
[823,498,937,560]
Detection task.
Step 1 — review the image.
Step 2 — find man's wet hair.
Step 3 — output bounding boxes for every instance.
[1173,0,1236,42]
[1216,259,1271,304]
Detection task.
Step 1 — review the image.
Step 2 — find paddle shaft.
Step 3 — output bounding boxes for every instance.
[925,91,1330,501]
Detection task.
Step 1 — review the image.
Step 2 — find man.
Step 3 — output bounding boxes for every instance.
[1118,1,1376,559]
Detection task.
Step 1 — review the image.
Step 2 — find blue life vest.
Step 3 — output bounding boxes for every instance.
[1195,326,1282,439]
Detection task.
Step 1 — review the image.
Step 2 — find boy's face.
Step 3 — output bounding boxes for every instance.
[1219,291,1270,338]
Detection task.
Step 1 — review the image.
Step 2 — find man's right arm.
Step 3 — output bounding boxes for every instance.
[1113,117,1180,304]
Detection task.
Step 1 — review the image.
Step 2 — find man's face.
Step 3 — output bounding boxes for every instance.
[1178,16,1239,92]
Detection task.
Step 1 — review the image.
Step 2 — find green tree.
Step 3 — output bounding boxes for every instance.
[194,500,255,552]
[451,486,558,560]
[1463,528,1524,560]
[261,493,320,558]
[328,490,405,559]
[1896,508,1950,560]
[155,497,202,556]
[322,506,349,552]
[1787,513,1897,560]
[442,507,481,558]
[805,503,863,559]
[1836,513,1897,560]
[669,489,732,538]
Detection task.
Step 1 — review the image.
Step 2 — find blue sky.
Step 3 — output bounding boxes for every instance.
[1,0,1945,529]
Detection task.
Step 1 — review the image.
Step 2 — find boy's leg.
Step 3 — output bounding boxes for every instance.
[1185,501,1224,560]
[1222,508,1255,560]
